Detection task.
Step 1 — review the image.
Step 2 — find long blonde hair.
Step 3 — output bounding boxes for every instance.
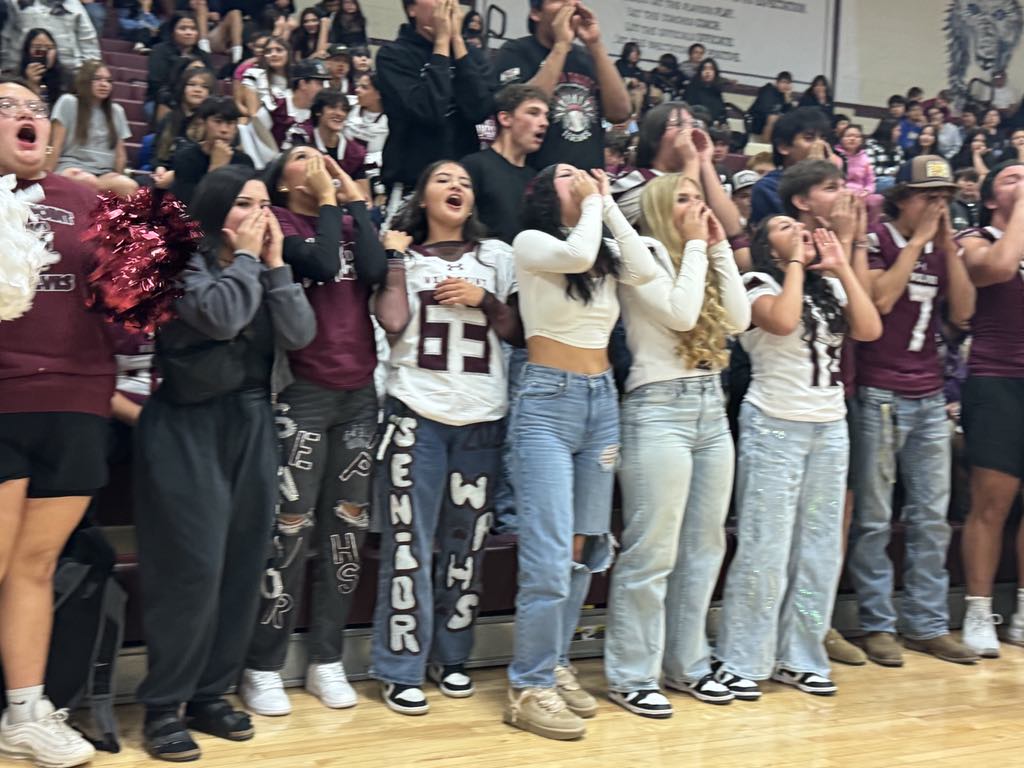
[639,174,733,369]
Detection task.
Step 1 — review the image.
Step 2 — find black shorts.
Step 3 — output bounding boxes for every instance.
[962,376,1024,479]
[0,412,110,498]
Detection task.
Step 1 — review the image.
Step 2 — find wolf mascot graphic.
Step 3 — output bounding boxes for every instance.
[946,0,1024,105]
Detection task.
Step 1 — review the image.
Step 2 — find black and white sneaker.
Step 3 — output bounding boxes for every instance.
[710,666,762,701]
[427,663,475,698]
[771,668,837,696]
[380,682,429,715]
[665,673,735,705]
[607,689,673,719]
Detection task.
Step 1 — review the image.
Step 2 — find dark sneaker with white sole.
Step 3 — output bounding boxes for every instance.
[380,683,429,715]
[607,689,673,718]
[771,668,837,696]
[427,664,475,698]
[664,673,735,705]
[710,664,762,701]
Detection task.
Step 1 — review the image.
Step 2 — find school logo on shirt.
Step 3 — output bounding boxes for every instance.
[27,202,73,280]
[35,273,76,291]
[499,67,521,84]
[552,77,597,143]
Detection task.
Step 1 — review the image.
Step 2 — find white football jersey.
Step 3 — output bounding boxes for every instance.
[740,272,848,423]
[386,239,517,426]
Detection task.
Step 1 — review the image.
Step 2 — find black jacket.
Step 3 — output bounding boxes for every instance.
[146,42,212,103]
[376,23,494,190]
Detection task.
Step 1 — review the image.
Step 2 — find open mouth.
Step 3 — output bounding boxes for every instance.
[445,192,463,210]
[532,129,546,143]
[16,122,37,149]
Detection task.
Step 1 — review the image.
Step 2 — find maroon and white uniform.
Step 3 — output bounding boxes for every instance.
[857,222,947,396]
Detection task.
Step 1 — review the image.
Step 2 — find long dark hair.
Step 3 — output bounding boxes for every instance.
[391,160,489,245]
[264,145,306,208]
[520,164,619,304]
[156,67,215,164]
[331,0,366,38]
[636,101,690,168]
[617,41,640,64]
[19,29,66,105]
[870,117,901,150]
[72,60,116,149]
[290,8,323,59]
[750,216,847,339]
[190,165,260,255]
[804,74,833,104]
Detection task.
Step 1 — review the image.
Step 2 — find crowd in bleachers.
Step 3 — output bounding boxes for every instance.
[2,0,1024,766]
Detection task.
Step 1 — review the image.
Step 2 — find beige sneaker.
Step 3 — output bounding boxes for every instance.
[553,665,598,718]
[863,631,904,667]
[904,633,979,665]
[503,687,585,741]
[825,628,867,666]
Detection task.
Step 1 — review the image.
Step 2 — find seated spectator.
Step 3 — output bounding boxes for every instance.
[684,58,727,127]
[0,0,100,73]
[928,105,962,159]
[798,74,834,118]
[709,126,732,187]
[146,13,212,119]
[349,45,372,79]
[616,42,647,115]
[290,7,328,61]
[731,168,759,227]
[266,0,298,37]
[330,0,368,46]
[952,130,996,175]
[980,106,1006,151]
[949,167,981,230]
[991,70,1018,113]
[169,96,254,205]
[344,71,388,200]
[323,43,353,95]
[118,0,163,52]
[830,113,850,144]
[647,53,684,104]
[232,31,270,82]
[887,94,906,120]
[300,89,369,195]
[958,105,980,141]
[256,58,331,148]
[747,150,774,176]
[836,124,875,195]
[748,71,796,140]
[1007,127,1024,164]
[907,124,938,160]
[865,117,904,192]
[236,36,291,119]
[153,66,216,172]
[679,42,704,80]
[906,85,924,101]
[47,60,138,197]
[186,0,245,64]
[898,100,926,151]
[922,88,953,119]
[604,131,629,174]
[462,9,484,47]
[19,28,70,106]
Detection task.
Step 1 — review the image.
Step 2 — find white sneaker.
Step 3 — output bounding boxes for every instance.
[306,662,358,709]
[1005,613,1024,647]
[0,699,95,768]
[427,663,475,698]
[239,669,292,716]
[962,596,1002,658]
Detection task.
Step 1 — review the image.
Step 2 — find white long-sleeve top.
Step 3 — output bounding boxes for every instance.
[513,194,659,349]
[619,237,750,392]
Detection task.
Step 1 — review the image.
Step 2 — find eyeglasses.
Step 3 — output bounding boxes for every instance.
[0,98,49,119]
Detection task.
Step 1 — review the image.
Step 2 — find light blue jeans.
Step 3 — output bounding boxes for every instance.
[605,376,734,691]
[716,402,848,680]
[848,386,952,639]
[507,364,618,689]
[493,344,527,534]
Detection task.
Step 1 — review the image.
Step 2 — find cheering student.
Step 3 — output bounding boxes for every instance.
[239,148,386,717]
[133,166,315,761]
[302,89,370,198]
[504,165,657,741]
[848,156,978,667]
[369,160,520,715]
[344,72,389,200]
[605,174,748,718]
[714,217,880,701]
[957,160,1024,656]
[0,76,109,768]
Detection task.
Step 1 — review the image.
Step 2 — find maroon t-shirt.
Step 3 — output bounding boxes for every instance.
[273,206,376,390]
[857,222,947,396]
[0,174,115,416]
[958,226,1024,378]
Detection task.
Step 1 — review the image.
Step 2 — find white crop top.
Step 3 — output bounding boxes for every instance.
[512,194,659,349]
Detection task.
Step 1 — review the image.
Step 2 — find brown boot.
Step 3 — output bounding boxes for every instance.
[863,632,905,667]
[904,633,979,664]
[825,628,867,666]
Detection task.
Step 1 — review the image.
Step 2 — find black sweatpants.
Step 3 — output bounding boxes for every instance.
[246,379,378,671]
[134,389,277,710]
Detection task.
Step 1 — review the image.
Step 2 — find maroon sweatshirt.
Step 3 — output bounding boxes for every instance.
[0,174,115,417]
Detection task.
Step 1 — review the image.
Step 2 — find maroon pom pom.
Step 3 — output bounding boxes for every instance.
[85,188,202,333]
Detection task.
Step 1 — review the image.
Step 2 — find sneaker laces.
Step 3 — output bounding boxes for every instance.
[533,688,568,713]
[553,666,581,691]
[315,663,349,686]
[247,670,284,691]
[37,708,81,745]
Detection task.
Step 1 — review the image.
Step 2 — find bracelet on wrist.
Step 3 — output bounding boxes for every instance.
[785,259,806,268]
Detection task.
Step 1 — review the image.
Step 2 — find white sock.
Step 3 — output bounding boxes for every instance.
[231,44,242,63]
[5,685,44,725]
[198,38,211,53]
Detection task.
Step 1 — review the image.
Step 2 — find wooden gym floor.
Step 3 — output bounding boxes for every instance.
[67,647,1024,768]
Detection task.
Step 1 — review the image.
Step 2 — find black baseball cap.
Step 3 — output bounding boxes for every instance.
[291,59,333,82]
[325,43,350,58]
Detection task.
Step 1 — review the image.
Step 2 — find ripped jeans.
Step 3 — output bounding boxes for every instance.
[369,399,503,686]
[507,364,618,689]
[246,379,378,671]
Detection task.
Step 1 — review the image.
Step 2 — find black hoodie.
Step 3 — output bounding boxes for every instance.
[376,23,495,190]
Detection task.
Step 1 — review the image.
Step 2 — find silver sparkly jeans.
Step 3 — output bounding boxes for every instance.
[716,402,848,680]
